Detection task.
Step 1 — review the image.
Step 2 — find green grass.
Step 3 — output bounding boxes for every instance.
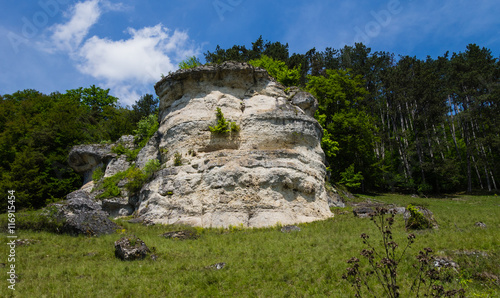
[1,194,499,297]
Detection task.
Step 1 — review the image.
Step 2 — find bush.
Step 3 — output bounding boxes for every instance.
[111,143,127,155]
[96,159,162,198]
[125,167,145,194]
[418,183,433,195]
[178,56,202,70]
[405,204,432,230]
[339,164,364,191]
[111,143,142,162]
[92,165,105,182]
[133,114,159,147]
[248,55,301,86]
[95,171,127,199]
[174,152,182,166]
[209,108,239,136]
[143,159,161,177]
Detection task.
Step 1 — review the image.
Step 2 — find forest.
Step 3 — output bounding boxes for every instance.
[1,37,498,211]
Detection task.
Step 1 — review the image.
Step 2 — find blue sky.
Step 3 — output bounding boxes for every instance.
[1,0,499,106]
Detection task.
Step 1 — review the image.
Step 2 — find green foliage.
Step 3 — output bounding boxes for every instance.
[249,55,301,86]
[179,56,202,69]
[209,108,230,134]
[339,164,364,191]
[133,114,159,147]
[96,159,161,198]
[316,115,339,161]
[174,152,182,166]
[0,88,135,211]
[418,183,433,195]
[111,143,127,155]
[95,171,127,199]
[111,143,141,162]
[307,70,375,188]
[65,85,118,113]
[143,159,161,177]
[124,160,161,195]
[126,159,161,194]
[125,167,145,194]
[132,94,158,123]
[230,121,240,133]
[92,165,105,182]
[126,148,141,162]
[209,108,239,136]
[204,35,290,64]
[405,204,432,230]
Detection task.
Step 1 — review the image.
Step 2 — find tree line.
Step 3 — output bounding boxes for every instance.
[205,37,499,194]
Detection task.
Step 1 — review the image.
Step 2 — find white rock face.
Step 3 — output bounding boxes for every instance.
[136,62,333,227]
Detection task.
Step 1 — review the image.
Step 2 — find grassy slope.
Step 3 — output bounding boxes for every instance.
[1,194,499,297]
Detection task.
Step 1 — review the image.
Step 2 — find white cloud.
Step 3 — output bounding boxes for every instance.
[77,24,198,105]
[48,0,101,52]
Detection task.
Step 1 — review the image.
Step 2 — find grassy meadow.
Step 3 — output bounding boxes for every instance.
[1,193,499,297]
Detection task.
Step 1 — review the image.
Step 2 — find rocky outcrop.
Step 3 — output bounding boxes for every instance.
[68,136,137,217]
[67,62,334,228]
[68,144,115,184]
[134,61,332,228]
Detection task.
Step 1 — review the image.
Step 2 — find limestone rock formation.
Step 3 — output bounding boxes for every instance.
[67,144,115,185]
[68,135,137,217]
[67,61,336,228]
[136,61,332,227]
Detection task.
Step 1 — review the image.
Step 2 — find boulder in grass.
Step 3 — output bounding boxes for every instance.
[474,221,487,229]
[404,205,438,230]
[114,236,150,261]
[353,207,375,218]
[162,230,199,240]
[206,262,226,270]
[281,225,301,233]
[44,190,119,236]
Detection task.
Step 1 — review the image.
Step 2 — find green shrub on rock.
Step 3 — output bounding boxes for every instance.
[209,107,239,136]
[405,204,432,230]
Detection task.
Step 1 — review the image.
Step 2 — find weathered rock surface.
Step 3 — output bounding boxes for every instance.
[68,136,137,217]
[474,221,487,228]
[161,230,199,240]
[281,225,301,233]
[353,207,375,218]
[48,190,119,236]
[206,262,226,270]
[68,144,116,184]
[136,131,161,169]
[133,61,332,228]
[114,236,150,261]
